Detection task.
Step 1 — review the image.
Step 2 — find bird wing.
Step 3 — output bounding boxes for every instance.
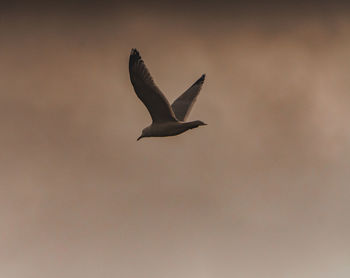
[171,74,205,121]
[129,49,178,123]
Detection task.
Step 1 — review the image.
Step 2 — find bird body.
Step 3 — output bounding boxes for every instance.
[138,120,206,140]
[129,49,207,141]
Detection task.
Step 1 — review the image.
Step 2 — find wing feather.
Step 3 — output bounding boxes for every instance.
[171,74,205,121]
[129,49,177,123]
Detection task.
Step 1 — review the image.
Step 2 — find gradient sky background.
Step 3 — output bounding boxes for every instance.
[1,1,350,277]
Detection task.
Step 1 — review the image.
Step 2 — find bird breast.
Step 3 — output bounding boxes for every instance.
[150,122,189,137]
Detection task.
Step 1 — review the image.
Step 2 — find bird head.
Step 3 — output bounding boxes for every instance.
[137,127,150,141]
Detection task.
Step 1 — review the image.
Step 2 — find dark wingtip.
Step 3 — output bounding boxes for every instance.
[129,48,142,71]
[193,74,206,86]
[130,48,141,61]
[130,48,140,57]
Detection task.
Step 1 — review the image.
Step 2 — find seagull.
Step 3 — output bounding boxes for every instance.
[129,49,207,141]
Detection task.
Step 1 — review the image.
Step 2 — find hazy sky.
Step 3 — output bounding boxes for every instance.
[1,2,350,278]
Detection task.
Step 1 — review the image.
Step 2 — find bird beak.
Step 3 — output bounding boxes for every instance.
[137,135,143,141]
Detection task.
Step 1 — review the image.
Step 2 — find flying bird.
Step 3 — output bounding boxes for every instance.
[129,49,207,141]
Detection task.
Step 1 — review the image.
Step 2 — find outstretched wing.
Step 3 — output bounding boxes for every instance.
[129,49,178,123]
[171,74,205,121]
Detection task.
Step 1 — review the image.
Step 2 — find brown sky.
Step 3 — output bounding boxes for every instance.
[1,3,350,278]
